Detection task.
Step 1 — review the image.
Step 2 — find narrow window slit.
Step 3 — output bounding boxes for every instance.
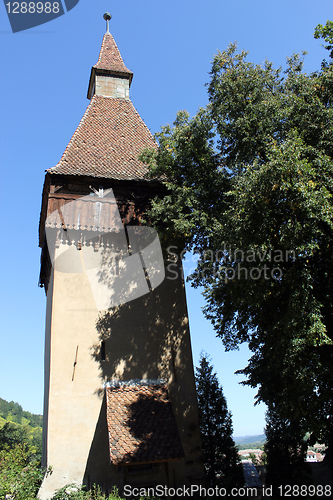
[101,341,106,361]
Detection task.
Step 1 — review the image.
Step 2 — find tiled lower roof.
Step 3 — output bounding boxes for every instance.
[106,383,185,465]
[47,95,156,181]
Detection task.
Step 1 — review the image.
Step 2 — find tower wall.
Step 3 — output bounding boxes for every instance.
[40,254,105,498]
[95,74,130,99]
[39,238,203,498]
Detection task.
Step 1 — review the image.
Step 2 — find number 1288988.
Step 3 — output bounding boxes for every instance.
[5,2,60,13]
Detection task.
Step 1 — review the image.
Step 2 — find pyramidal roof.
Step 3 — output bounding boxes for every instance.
[47,96,155,180]
[47,30,155,182]
[94,32,133,79]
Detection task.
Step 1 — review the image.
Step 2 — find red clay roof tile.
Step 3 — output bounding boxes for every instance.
[106,383,184,465]
[47,95,156,181]
[94,32,133,78]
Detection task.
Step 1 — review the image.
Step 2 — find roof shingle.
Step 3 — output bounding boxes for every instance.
[106,383,185,465]
[94,32,133,78]
[47,95,156,181]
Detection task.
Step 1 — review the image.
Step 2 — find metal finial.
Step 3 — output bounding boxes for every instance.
[103,12,112,33]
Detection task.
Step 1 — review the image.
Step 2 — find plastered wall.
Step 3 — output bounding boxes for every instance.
[39,242,204,499]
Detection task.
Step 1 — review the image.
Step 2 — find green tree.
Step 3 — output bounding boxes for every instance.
[0,422,30,450]
[0,443,45,500]
[0,422,42,462]
[264,407,312,492]
[0,402,44,498]
[0,399,43,463]
[141,23,333,473]
[195,353,243,487]
[314,20,333,59]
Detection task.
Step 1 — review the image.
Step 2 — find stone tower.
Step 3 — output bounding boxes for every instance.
[38,18,204,499]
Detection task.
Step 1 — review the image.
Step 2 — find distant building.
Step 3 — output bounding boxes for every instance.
[305,450,324,463]
[306,451,317,462]
[238,449,264,462]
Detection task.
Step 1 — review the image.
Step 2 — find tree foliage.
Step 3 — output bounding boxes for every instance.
[0,399,44,499]
[264,407,312,490]
[0,398,42,462]
[195,353,243,487]
[0,422,42,459]
[0,444,45,500]
[141,21,333,470]
[314,20,333,60]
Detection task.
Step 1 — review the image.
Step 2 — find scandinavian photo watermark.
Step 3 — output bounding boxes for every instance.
[166,245,296,281]
[45,188,297,310]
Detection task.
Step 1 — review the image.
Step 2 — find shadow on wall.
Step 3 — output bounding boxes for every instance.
[117,390,184,463]
[90,259,192,398]
[83,387,185,490]
[83,259,203,488]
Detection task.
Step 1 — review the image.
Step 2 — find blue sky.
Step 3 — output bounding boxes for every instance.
[0,0,331,437]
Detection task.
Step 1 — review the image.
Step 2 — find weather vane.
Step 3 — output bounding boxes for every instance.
[103,12,112,33]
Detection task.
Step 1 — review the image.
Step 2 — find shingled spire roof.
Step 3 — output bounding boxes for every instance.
[94,32,133,79]
[47,28,155,181]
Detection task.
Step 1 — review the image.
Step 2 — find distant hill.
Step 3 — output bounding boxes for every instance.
[234,434,266,448]
[0,397,42,428]
[0,397,43,458]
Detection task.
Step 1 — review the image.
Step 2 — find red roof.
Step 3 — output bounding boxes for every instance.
[94,32,133,78]
[47,95,156,180]
[106,383,185,465]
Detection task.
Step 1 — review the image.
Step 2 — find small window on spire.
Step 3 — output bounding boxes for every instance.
[101,341,106,362]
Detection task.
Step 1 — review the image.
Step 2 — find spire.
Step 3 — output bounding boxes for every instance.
[87,14,133,99]
[94,32,133,77]
[46,14,156,183]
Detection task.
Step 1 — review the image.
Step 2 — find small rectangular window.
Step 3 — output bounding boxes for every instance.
[101,341,106,361]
